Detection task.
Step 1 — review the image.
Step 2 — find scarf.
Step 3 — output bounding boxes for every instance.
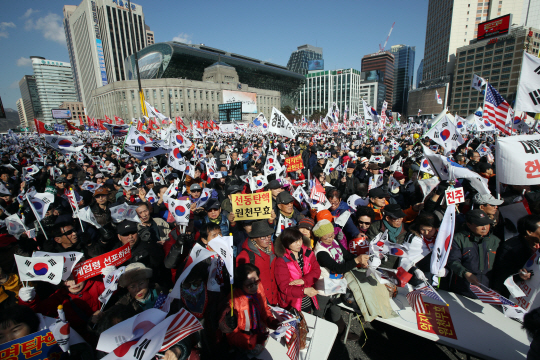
[320,240,344,263]
[209,214,222,225]
[383,219,402,244]
[244,293,263,333]
[137,288,158,310]
[280,210,294,219]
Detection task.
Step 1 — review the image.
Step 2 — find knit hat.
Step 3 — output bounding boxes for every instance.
[312,219,334,238]
[119,262,153,287]
[298,217,315,230]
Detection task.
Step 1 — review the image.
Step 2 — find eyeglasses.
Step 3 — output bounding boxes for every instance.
[244,279,261,289]
[61,228,76,237]
[358,221,371,226]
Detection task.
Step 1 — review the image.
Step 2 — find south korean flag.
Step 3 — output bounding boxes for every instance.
[168,197,191,225]
[23,165,40,177]
[152,172,165,185]
[15,254,64,285]
[419,157,435,175]
[120,173,134,188]
[33,251,83,281]
[26,192,54,221]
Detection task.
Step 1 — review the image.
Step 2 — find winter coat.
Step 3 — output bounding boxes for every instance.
[236,240,278,305]
[491,235,533,298]
[330,201,360,241]
[448,225,501,298]
[19,279,104,344]
[274,245,321,311]
[219,283,279,351]
[337,174,361,200]
[90,202,112,227]
[314,241,357,296]
[137,217,171,243]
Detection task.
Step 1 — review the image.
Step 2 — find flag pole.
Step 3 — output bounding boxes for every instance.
[26,195,48,241]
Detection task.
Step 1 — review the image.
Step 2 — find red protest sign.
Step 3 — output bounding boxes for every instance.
[72,243,131,283]
[416,303,457,339]
[284,155,304,172]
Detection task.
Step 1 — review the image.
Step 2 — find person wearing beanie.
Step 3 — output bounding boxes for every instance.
[298,217,315,248]
[312,219,368,342]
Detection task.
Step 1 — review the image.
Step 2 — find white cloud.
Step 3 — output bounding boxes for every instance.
[172,33,192,44]
[0,22,16,38]
[25,13,66,45]
[16,57,32,67]
[10,80,19,89]
[22,8,40,19]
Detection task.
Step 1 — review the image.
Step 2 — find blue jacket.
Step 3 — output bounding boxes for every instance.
[308,154,317,172]
[330,201,360,240]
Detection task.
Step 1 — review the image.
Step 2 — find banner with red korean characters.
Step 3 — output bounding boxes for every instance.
[72,243,131,283]
[496,134,540,185]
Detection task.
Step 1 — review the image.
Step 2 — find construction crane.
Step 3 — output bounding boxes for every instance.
[379,22,396,53]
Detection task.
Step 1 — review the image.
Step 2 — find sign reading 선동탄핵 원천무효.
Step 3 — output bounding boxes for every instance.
[231,191,272,221]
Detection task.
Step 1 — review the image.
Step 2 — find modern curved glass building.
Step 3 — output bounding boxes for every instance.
[124,42,305,107]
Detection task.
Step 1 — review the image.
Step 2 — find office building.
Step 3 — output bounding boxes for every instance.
[145,24,154,45]
[59,101,86,123]
[390,44,416,116]
[296,68,363,117]
[359,71,386,115]
[422,0,540,84]
[361,52,394,111]
[451,26,540,116]
[63,5,82,102]
[31,57,78,124]
[64,0,148,119]
[90,60,281,122]
[416,59,424,89]
[287,44,323,76]
[124,42,305,108]
[16,99,28,129]
[18,75,43,122]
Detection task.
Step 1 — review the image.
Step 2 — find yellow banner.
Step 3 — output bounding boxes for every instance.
[231,191,273,220]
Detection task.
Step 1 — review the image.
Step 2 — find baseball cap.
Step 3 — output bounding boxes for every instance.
[466,209,492,226]
[393,172,406,181]
[226,185,243,195]
[276,191,295,204]
[347,162,356,169]
[205,198,221,211]
[55,176,67,183]
[473,193,504,206]
[117,220,138,235]
[125,163,134,170]
[93,187,109,196]
[267,180,282,190]
[190,183,202,192]
[368,187,388,199]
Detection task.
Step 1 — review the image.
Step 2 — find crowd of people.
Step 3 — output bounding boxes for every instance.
[0,123,539,360]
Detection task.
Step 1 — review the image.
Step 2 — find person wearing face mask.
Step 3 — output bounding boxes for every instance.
[18,273,105,345]
[491,214,540,298]
[448,209,502,298]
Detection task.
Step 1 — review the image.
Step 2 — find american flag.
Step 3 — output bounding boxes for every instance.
[483,83,513,135]
[406,289,426,313]
[159,308,203,352]
[310,178,326,203]
[406,284,446,313]
[64,188,79,212]
[286,324,300,360]
[470,284,516,306]
[269,306,297,342]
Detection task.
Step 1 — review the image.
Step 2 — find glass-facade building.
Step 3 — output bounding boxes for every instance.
[31,57,78,124]
[287,44,323,76]
[125,42,305,108]
[390,44,416,116]
[416,59,424,89]
[19,74,43,122]
[361,52,395,111]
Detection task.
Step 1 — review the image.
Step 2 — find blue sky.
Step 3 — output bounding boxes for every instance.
[0,0,429,111]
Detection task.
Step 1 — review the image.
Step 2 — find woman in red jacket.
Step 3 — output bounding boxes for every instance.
[236,220,278,305]
[18,276,104,345]
[219,263,279,358]
[274,227,321,312]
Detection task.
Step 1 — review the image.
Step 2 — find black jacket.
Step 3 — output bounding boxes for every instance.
[491,235,534,298]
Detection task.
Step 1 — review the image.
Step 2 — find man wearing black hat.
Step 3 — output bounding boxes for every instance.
[338,161,361,199]
[448,209,502,298]
[194,198,231,238]
[114,220,168,287]
[269,191,304,236]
